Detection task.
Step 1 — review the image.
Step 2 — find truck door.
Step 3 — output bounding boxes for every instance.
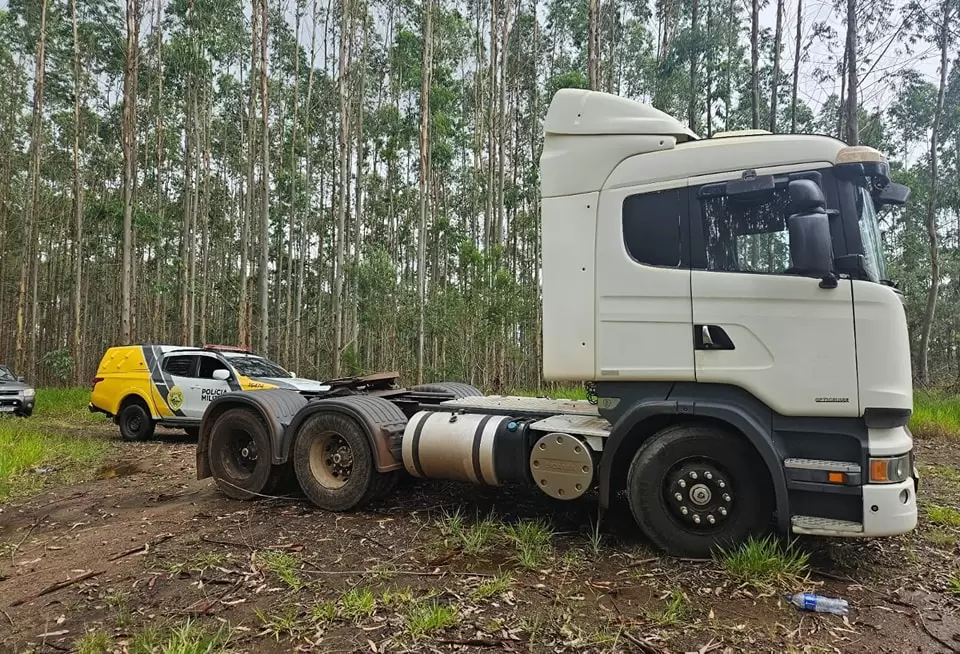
[595,181,694,381]
[687,164,859,417]
[156,353,200,419]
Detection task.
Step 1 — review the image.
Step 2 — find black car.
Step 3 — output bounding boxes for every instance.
[0,365,35,417]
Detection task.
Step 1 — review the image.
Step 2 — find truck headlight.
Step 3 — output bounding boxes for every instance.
[22,388,35,398]
[869,453,911,484]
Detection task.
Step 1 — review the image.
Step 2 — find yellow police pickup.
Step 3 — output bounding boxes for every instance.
[89,344,334,441]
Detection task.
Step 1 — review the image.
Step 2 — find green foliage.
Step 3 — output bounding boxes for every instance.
[128,619,232,654]
[911,391,960,439]
[715,535,810,591]
[404,599,459,638]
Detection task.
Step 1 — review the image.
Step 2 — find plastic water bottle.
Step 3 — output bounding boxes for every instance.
[786,592,849,615]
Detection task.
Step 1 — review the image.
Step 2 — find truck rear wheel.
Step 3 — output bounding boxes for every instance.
[293,412,394,511]
[118,400,156,442]
[208,407,282,500]
[626,424,773,559]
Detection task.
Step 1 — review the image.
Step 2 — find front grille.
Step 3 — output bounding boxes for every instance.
[0,390,18,396]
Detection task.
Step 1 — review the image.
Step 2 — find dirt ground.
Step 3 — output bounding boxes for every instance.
[1,424,959,654]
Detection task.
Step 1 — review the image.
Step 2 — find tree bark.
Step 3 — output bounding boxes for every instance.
[71,0,84,382]
[770,0,783,132]
[588,0,599,90]
[750,0,759,129]
[791,0,802,133]
[688,0,699,132]
[417,0,433,384]
[333,0,352,376]
[917,0,951,385]
[844,0,858,145]
[258,0,270,354]
[240,0,259,350]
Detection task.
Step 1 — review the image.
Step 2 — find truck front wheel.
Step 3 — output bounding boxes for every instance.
[293,412,395,512]
[117,400,156,442]
[626,424,773,559]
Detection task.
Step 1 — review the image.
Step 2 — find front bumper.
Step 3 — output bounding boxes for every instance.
[0,395,34,413]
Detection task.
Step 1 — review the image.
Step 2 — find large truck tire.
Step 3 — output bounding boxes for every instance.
[410,381,483,399]
[625,423,773,559]
[208,407,287,500]
[117,399,156,442]
[292,411,396,511]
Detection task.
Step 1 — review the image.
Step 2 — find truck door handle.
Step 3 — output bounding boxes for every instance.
[695,325,735,350]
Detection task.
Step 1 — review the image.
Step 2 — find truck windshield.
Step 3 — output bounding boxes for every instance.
[226,355,291,378]
[0,366,15,382]
[856,185,886,282]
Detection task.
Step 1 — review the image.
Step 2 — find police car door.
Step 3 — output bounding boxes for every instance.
[190,354,235,416]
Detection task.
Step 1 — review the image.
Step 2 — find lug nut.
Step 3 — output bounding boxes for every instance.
[707,515,715,524]
[689,471,698,479]
[678,479,687,488]
[719,507,727,516]
[718,480,726,488]
[705,472,713,480]
[680,506,689,515]
[674,492,683,501]
[693,514,701,524]
[723,493,731,502]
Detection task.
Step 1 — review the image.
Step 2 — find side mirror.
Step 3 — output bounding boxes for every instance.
[289,371,296,378]
[212,369,231,381]
[787,179,835,282]
[874,182,910,208]
[16,376,25,383]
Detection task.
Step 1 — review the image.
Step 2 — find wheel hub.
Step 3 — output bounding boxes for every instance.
[665,461,733,531]
[309,432,354,489]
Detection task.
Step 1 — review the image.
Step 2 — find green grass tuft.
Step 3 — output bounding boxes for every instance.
[256,549,303,591]
[505,519,554,570]
[647,589,691,626]
[715,534,810,591]
[404,599,459,638]
[0,419,112,501]
[129,619,232,654]
[911,391,960,439]
[339,586,377,621]
[927,505,960,528]
[34,387,106,424]
[947,571,960,596]
[75,630,114,654]
[436,508,501,555]
[472,570,514,600]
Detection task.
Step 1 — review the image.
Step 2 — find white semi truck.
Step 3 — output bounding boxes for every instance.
[196,89,918,558]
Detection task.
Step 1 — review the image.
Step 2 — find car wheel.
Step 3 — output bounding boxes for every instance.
[626,423,774,559]
[293,412,394,511]
[118,401,156,442]
[208,408,285,500]
[16,408,33,418]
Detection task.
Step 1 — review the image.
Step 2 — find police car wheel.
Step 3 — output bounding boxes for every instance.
[209,408,275,501]
[118,402,156,442]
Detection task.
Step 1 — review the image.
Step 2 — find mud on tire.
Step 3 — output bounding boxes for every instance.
[208,407,287,500]
[293,412,395,512]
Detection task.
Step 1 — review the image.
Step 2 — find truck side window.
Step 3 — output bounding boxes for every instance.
[700,188,791,274]
[163,355,197,377]
[621,188,685,267]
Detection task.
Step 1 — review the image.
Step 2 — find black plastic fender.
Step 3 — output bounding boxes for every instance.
[282,395,410,473]
[598,399,790,534]
[196,389,308,479]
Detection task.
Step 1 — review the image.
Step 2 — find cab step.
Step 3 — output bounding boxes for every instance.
[791,515,864,536]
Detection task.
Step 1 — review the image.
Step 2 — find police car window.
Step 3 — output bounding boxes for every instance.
[197,356,230,379]
[163,355,197,377]
[227,355,290,378]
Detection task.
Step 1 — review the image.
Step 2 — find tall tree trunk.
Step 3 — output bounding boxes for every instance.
[705,0,713,135]
[258,0,270,354]
[917,0,951,385]
[333,0,351,376]
[791,0,802,133]
[844,0,858,145]
[121,0,140,344]
[16,0,49,376]
[240,1,259,350]
[769,0,783,132]
[688,0,699,131]
[285,1,303,364]
[750,0,759,129]
[588,0,599,90]
[71,0,84,382]
[417,0,433,383]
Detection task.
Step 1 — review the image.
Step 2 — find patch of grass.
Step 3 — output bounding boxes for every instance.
[339,586,377,621]
[436,508,500,555]
[104,589,133,627]
[927,505,960,528]
[920,463,960,484]
[404,599,459,638]
[505,519,554,570]
[34,387,106,424]
[128,619,232,654]
[256,604,303,641]
[472,570,514,600]
[911,391,960,439]
[947,571,960,595]
[927,528,957,549]
[716,534,810,591]
[648,589,691,626]
[586,517,603,556]
[75,630,114,654]
[168,551,229,576]
[310,600,338,624]
[256,549,303,591]
[0,420,112,501]
[380,586,417,607]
